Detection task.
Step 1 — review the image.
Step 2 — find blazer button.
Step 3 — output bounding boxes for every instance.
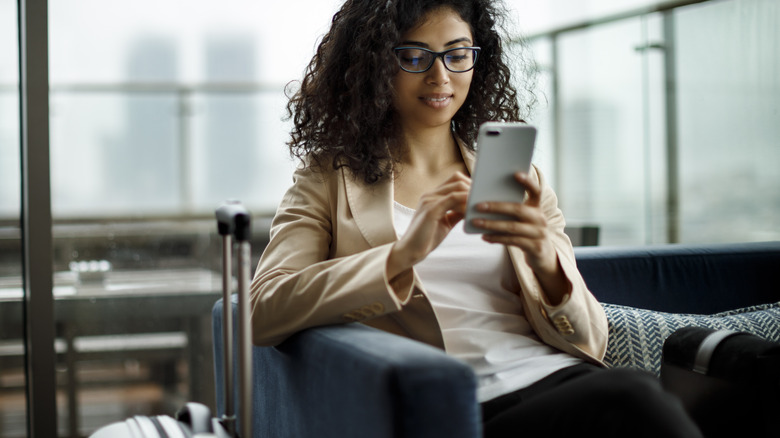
[344,303,385,322]
[362,302,384,316]
[342,311,361,322]
[553,315,575,335]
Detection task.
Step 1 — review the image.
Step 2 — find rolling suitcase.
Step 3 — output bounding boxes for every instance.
[660,326,780,438]
[90,201,253,438]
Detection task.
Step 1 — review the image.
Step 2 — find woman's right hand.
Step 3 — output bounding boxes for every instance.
[387,171,471,279]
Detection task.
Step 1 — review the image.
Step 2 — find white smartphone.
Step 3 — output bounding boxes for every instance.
[463,122,537,234]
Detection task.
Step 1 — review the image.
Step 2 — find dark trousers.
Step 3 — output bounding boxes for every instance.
[481,363,702,438]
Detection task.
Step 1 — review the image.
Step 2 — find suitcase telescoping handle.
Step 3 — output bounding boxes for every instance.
[216,201,252,438]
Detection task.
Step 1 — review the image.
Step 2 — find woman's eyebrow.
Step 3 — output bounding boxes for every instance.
[445,37,473,46]
[399,37,473,48]
[400,40,429,47]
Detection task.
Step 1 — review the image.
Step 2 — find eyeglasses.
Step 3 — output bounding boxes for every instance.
[394,46,481,73]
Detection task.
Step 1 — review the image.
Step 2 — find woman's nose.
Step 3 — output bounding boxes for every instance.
[425,57,450,85]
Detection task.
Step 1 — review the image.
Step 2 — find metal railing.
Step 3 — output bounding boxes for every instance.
[2,81,289,222]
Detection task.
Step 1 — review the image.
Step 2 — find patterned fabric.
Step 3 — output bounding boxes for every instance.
[602,302,780,375]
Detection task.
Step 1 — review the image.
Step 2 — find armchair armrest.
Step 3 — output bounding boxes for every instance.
[213,298,481,438]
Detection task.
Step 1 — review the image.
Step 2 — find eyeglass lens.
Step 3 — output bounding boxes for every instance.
[397,48,477,73]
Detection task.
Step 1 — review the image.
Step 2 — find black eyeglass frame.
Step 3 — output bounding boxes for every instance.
[393,46,481,73]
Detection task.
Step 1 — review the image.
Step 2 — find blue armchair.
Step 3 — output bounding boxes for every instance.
[212,241,780,438]
[212,300,480,438]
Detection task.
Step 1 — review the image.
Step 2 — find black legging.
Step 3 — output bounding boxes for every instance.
[481,363,703,438]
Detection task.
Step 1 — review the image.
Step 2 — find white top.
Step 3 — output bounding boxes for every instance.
[392,202,582,402]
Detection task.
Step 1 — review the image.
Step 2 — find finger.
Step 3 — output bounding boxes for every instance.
[474,218,542,238]
[441,192,469,214]
[514,172,541,207]
[438,170,472,187]
[475,201,535,222]
[482,229,548,249]
[482,233,526,246]
[450,170,472,181]
[419,191,469,219]
[415,172,470,220]
[444,210,465,227]
[482,234,543,259]
[422,180,471,198]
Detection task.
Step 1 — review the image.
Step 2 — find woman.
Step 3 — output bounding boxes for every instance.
[251,0,701,436]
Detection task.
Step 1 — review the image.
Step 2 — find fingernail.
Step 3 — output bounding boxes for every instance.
[477,203,489,211]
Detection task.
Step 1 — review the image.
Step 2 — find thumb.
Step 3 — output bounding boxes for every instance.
[515,172,541,207]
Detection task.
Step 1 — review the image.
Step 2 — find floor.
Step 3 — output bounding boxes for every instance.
[0,359,190,438]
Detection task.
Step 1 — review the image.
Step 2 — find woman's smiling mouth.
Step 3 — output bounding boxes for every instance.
[420,94,453,108]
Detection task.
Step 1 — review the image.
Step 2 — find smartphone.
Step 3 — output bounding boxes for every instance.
[463,122,537,234]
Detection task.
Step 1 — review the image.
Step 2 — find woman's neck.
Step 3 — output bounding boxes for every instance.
[393,125,468,208]
[398,125,461,174]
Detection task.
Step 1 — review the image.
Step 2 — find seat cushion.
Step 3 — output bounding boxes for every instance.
[602,301,780,375]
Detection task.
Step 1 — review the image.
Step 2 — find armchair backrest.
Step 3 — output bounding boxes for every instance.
[575,241,780,314]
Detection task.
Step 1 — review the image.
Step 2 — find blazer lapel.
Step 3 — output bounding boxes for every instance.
[343,171,397,248]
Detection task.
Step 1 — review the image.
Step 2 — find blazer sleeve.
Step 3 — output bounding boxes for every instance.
[512,166,608,363]
[249,167,410,347]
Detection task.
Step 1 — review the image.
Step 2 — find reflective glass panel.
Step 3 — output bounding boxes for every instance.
[0,0,27,437]
[47,0,335,435]
[555,16,666,245]
[507,0,671,34]
[675,0,780,242]
[189,91,294,212]
[50,92,181,216]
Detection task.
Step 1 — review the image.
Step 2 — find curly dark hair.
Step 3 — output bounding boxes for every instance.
[285,0,536,184]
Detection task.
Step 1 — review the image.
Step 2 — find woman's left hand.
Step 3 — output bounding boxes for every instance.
[470,171,570,304]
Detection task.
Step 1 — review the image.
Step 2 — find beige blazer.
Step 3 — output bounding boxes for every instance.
[250,143,608,365]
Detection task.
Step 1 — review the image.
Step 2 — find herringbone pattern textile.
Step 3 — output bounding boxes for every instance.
[602,302,780,375]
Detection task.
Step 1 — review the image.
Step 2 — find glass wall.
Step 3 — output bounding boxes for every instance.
[45,0,342,216]
[0,1,26,437]
[44,1,340,436]
[0,1,20,216]
[674,0,780,243]
[524,0,779,245]
[554,15,667,244]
